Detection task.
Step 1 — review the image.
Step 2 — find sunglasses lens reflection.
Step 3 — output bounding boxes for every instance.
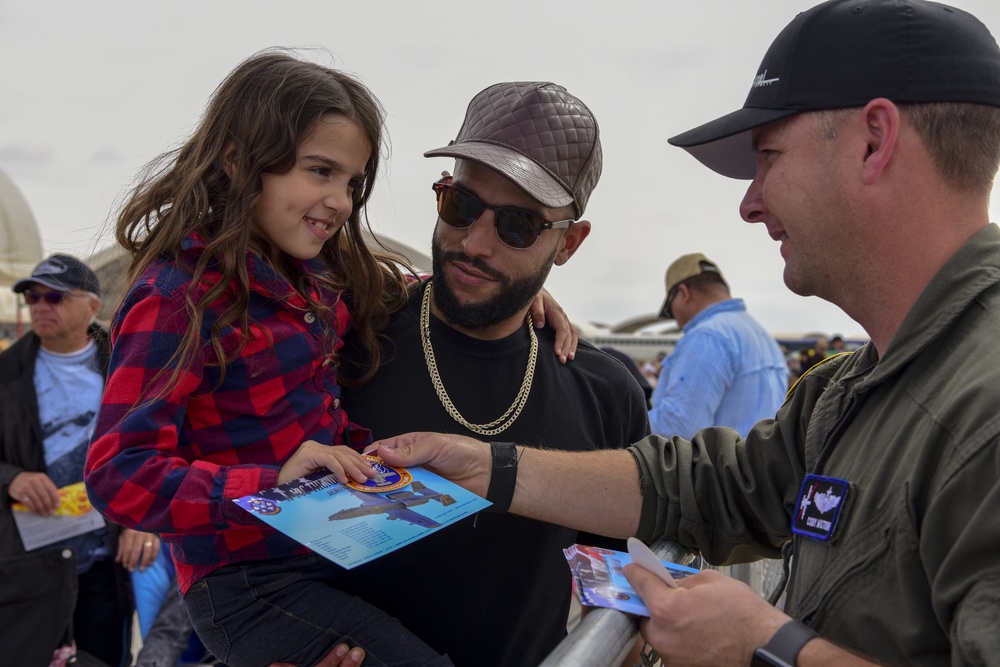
[495,211,537,249]
[438,187,482,229]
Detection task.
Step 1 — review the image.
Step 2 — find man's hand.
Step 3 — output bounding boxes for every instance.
[268,643,365,667]
[8,471,60,515]
[530,288,578,363]
[369,432,492,497]
[623,566,788,666]
[117,528,160,572]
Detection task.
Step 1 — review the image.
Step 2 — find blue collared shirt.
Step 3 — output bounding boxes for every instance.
[648,298,787,439]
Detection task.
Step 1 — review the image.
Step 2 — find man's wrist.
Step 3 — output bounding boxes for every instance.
[485,442,518,512]
[751,619,818,667]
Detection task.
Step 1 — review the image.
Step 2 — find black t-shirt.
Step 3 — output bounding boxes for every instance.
[337,283,650,667]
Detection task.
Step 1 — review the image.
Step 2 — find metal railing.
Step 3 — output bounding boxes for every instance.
[538,540,694,667]
[539,543,783,667]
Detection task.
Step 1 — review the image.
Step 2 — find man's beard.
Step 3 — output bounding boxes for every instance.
[430,238,556,331]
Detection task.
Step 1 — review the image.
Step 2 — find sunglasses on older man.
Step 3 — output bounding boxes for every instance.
[432,178,574,249]
[23,290,82,305]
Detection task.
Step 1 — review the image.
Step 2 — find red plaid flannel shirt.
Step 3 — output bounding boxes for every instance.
[85,237,371,593]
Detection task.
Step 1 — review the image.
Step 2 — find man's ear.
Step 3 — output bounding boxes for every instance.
[221,142,239,180]
[554,220,591,266]
[859,98,900,186]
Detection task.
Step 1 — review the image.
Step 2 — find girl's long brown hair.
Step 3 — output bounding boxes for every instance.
[116,50,411,390]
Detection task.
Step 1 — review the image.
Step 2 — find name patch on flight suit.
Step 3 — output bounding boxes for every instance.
[792,475,849,540]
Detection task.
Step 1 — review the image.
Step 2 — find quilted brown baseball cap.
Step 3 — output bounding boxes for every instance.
[425,81,602,218]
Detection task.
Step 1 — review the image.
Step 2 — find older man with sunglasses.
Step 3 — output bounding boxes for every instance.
[0,254,159,665]
[333,82,650,667]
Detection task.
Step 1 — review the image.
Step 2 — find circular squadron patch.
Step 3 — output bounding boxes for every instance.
[346,455,413,493]
[247,497,281,515]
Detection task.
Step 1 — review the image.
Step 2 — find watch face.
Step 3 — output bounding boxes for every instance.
[751,649,793,667]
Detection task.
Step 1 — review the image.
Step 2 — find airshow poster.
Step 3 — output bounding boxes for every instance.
[563,544,700,617]
[234,456,491,569]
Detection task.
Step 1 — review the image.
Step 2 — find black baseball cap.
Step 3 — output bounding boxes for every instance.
[669,0,1000,179]
[13,254,101,296]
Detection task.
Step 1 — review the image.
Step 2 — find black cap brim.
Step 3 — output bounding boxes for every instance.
[668,107,799,180]
[12,276,71,294]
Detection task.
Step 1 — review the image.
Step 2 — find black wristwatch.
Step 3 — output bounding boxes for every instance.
[750,619,817,667]
[485,441,518,512]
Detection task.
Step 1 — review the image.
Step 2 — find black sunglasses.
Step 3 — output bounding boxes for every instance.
[24,290,77,305]
[662,285,680,320]
[432,179,573,249]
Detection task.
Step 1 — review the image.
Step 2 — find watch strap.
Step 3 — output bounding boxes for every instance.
[752,619,818,667]
[485,441,518,512]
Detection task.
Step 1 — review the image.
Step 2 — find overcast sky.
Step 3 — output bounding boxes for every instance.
[3,0,1000,338]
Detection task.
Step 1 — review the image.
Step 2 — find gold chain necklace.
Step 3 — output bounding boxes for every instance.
[421,281,537,436]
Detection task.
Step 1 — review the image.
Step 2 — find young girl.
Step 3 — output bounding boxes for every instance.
[84,51,452,667]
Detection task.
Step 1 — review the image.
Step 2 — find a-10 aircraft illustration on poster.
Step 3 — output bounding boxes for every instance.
[327,481,457,527]
[234,456,490,569]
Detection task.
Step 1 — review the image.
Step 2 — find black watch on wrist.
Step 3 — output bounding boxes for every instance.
[750,620,817,667]
[485,441,518,513]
